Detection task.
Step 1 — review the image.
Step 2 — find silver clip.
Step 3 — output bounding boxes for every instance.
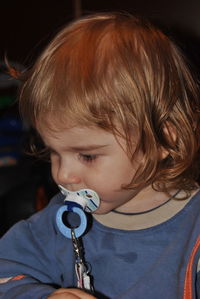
[71,229,83,263]
[71,229,93,291]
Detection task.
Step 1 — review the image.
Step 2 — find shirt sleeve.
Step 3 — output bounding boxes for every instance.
[0,275,55,299]
[0,195,63,298]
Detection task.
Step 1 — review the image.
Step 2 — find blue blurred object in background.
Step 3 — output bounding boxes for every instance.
[0,116,24,164]
[0,61,58,236]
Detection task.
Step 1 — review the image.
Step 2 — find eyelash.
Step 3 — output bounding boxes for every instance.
[79,154,97,163]
[49,150,98,164]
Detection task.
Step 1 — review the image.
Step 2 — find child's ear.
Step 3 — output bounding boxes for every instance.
[159,121,177,160]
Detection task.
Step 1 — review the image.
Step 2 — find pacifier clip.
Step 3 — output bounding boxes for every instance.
[56,185,100,291]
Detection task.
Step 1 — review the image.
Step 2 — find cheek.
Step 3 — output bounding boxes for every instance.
[50,166,57,184]
[50,156,59,183]
[51,166,57,182]
[88,158,136,191]
[87,169,133,197]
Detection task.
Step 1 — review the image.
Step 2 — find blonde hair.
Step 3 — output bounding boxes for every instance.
[17,12,200,194]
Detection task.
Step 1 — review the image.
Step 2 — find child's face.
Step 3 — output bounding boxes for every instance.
[39,124,143,214]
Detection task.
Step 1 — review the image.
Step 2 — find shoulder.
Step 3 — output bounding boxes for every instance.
[0,192,64,242]
[28,192,63,222]
[26,192,64,233]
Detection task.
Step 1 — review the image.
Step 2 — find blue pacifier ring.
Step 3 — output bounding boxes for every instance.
[56,205,87,239]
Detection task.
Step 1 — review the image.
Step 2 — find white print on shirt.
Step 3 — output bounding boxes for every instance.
[0,277,13,284]
[0,275,25,284]
[197,258,200,272]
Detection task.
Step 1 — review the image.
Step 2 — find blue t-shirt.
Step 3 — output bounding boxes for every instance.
[0,191,200,298]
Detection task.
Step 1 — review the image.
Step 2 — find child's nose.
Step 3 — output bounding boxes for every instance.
[56,165,82,187]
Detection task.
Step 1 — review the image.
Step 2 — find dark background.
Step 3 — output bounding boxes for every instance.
[0,0,200,235]
[1,0,200,68]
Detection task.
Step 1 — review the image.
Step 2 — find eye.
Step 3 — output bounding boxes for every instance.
[79,154,97,163]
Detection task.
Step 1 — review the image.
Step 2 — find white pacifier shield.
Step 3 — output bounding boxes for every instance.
[58,185,100,213]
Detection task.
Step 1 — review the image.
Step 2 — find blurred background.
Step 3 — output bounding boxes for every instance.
[0,0,200,236]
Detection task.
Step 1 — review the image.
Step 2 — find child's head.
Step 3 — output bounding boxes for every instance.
[18,12,200,195]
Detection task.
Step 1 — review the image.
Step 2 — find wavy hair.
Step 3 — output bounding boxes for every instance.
[15,12,200,195]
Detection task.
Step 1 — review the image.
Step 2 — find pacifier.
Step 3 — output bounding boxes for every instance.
[56,185,100,239]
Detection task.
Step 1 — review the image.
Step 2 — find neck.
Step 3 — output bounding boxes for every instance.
[113,189,181,215]
[113,185,180,214]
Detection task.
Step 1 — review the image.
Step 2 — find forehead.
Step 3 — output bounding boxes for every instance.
[37,113,113,139]
[38,124,116,145]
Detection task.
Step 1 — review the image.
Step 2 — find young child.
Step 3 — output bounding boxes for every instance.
[0,12,200,299]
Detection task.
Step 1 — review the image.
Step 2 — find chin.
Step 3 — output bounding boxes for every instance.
[92,203,114,215]
[93,210,109,215]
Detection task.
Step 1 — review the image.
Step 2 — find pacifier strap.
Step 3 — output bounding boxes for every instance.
[71,229,94,291]
[56,186,100,292]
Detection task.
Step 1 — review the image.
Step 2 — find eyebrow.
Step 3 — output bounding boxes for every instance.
[68,144,109,151]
